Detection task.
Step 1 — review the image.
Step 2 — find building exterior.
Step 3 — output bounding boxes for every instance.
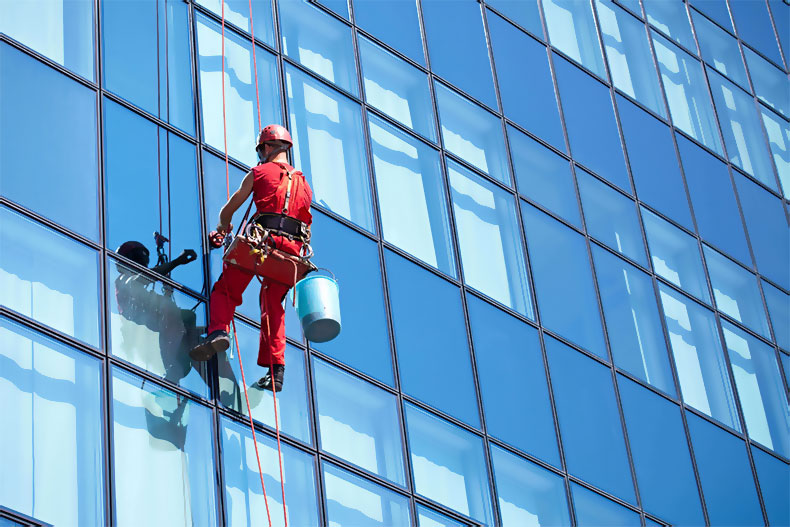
[0,0,788,525]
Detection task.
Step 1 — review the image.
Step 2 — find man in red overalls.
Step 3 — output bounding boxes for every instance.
[189,124,312,392]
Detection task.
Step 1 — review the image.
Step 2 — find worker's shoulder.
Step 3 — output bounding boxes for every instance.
[253,161,301,176]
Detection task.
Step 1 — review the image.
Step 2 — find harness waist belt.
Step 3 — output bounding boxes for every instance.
[253,213,309,241]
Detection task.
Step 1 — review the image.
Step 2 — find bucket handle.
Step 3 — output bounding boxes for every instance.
[312,267,337,282]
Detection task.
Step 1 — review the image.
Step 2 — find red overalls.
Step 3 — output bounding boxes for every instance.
[207,162,313,367]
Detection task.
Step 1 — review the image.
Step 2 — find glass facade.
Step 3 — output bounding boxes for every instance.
[1,0,788,525]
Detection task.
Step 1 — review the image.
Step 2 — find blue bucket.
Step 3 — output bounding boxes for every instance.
[294,270,341,343]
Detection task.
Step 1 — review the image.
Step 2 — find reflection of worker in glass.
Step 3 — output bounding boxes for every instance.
[190,125,313,393]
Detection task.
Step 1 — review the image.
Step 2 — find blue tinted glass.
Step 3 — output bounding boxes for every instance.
[546,337,636,503]
[691,0,733,30]
[652,32,724,155]
[729,0,784,66]
[467,294,559,466]
[618,375,704,526]
[221,416,318,527]
[422,1,496,108]
[686,412,764,525]
[658,283,741,430]
[354,0,425,65]
[196,0,275,46]
[417,506,464,527]
[315,0,348,18]
[543,0,606,77]
[642,208,710,303]
[554,57,631,192]
[578,169,647,266]
[322,462,411,526]
[103,0,195,134]
[435,83,510,184]
[644,0,695,50]
[489,14,565,150]
[386,250,479,427]
[0,43,99,240]
[768,0,789,64]
[597,0,666,117]
[405,404,494,525]
[196,14,281,167]
[734,173,790,290]
[490,445,571,527]
[571,483,641,526]
[693,10,749,89]
[111,368,217,525]
[313,357,405,485]
[510,126,580,227]
[759,106,790,197]
[486,0,543,37]
[448,161,532,316]
[752,446,790,527]
[0,0,94,80]
[763,280,789,350]
[0,318,104,527]
[523,205,607,358]
[745,47,789,119]
[592,246,675,395]
[287,65,375,232]
[280,0,357,95]
[0,207,100,347]
[369,115,455,276]
[359,37,435,141]
[723,321,790,458]
[783,353,790,389]
[617,96,694,229]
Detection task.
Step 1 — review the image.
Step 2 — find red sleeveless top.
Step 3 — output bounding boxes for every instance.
[251,161,313,226]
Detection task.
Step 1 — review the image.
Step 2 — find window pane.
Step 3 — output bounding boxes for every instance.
[0,206,100,348]
[546,337,636,504]
[354,0,425,65]
[417,505,464,527]
[752,446,790,527]
[554,57,630,192]
[359,37,435,141]
[111,368,217,525]
[0,43,99,240]
[760,102,790,197]
[0,0,94,80]
[723,321,790,458]
[435,83,510,184]
[422,1,496,108]
[652,32,723,155]
[369,115,455,276]
[486,0,543,38]
[0,318,104,527]
[642,208,710,303]
[313,357,405,485]
[386,250,479,427]
[729,0,784,66]
[467,295,559,466]
[315,0,348,19]
[597,0,666,117]
[693,10,749,89]
[658,283,740,430]
[644,0,695,50]
[571,483,641,526]
[523,204,607,358]
[221,416,318,527]
[490,445,570,527]
[448,161,532,316]
[287,65,375,232]
[745,47,789,119]
[690,0,733,31]
[763,280,789,351]
[322,462,411,526]
[405,404,494,525]
[542,0,606,77]
[592,246,675,396]
[489,14,565,151]
[196,0,275,46]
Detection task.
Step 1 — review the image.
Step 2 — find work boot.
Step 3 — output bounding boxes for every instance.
[189,330,230,361]
[256,364,285,392]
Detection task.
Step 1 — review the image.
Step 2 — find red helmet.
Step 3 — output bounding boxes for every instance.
[256,124,292,150]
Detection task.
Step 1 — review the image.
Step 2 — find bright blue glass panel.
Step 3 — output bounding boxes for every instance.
[510,126,580,227]
[422,1,496,108]
[313,357,405,485]
[0,207,100,348]
[386,250,479,427]
[435,83,510,184]
[592,246,675,395]
[286,65,375,232]
[762,280,789,350]
[554,57,630,192]
[691,0,733,30]
[752,446,790,527]
[368,115,455,276]
[196,0,275,46]
[0,317,104,527]
[618,375,704,526]
[686,412,764,525]
[417,505,464,527]
[571,484,641,526]
[597,0,666,117]
[322,462,411,526]
[745,46,789,119]
[467,294,559,466]
[489,13,565,150]
[644,0,695,50]
[723,321,790,458]
[353,0,425,65]
[760,106,790,197]
[0,43,99,240]
[315,0,348,18]
[768,0,789,63]
[448,161,532,317]
[729,0,784,66]
[490,445,571,527]
[405,404,494,525]
[546,337,636,503]
[658,283,741,430]
[111,368,217,525]
[523,204,607,358]
[693,9,749,89]
[578,169,647,266]
[542,0,606,77]
[486,0,543,37]
[221,416,318,527]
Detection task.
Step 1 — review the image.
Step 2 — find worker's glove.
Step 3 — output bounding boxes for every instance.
[208,231,225,249]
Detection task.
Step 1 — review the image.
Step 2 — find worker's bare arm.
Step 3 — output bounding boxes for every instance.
[217,170,254,232]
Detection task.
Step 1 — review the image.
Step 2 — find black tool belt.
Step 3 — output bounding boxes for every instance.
[252,212,309,242]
